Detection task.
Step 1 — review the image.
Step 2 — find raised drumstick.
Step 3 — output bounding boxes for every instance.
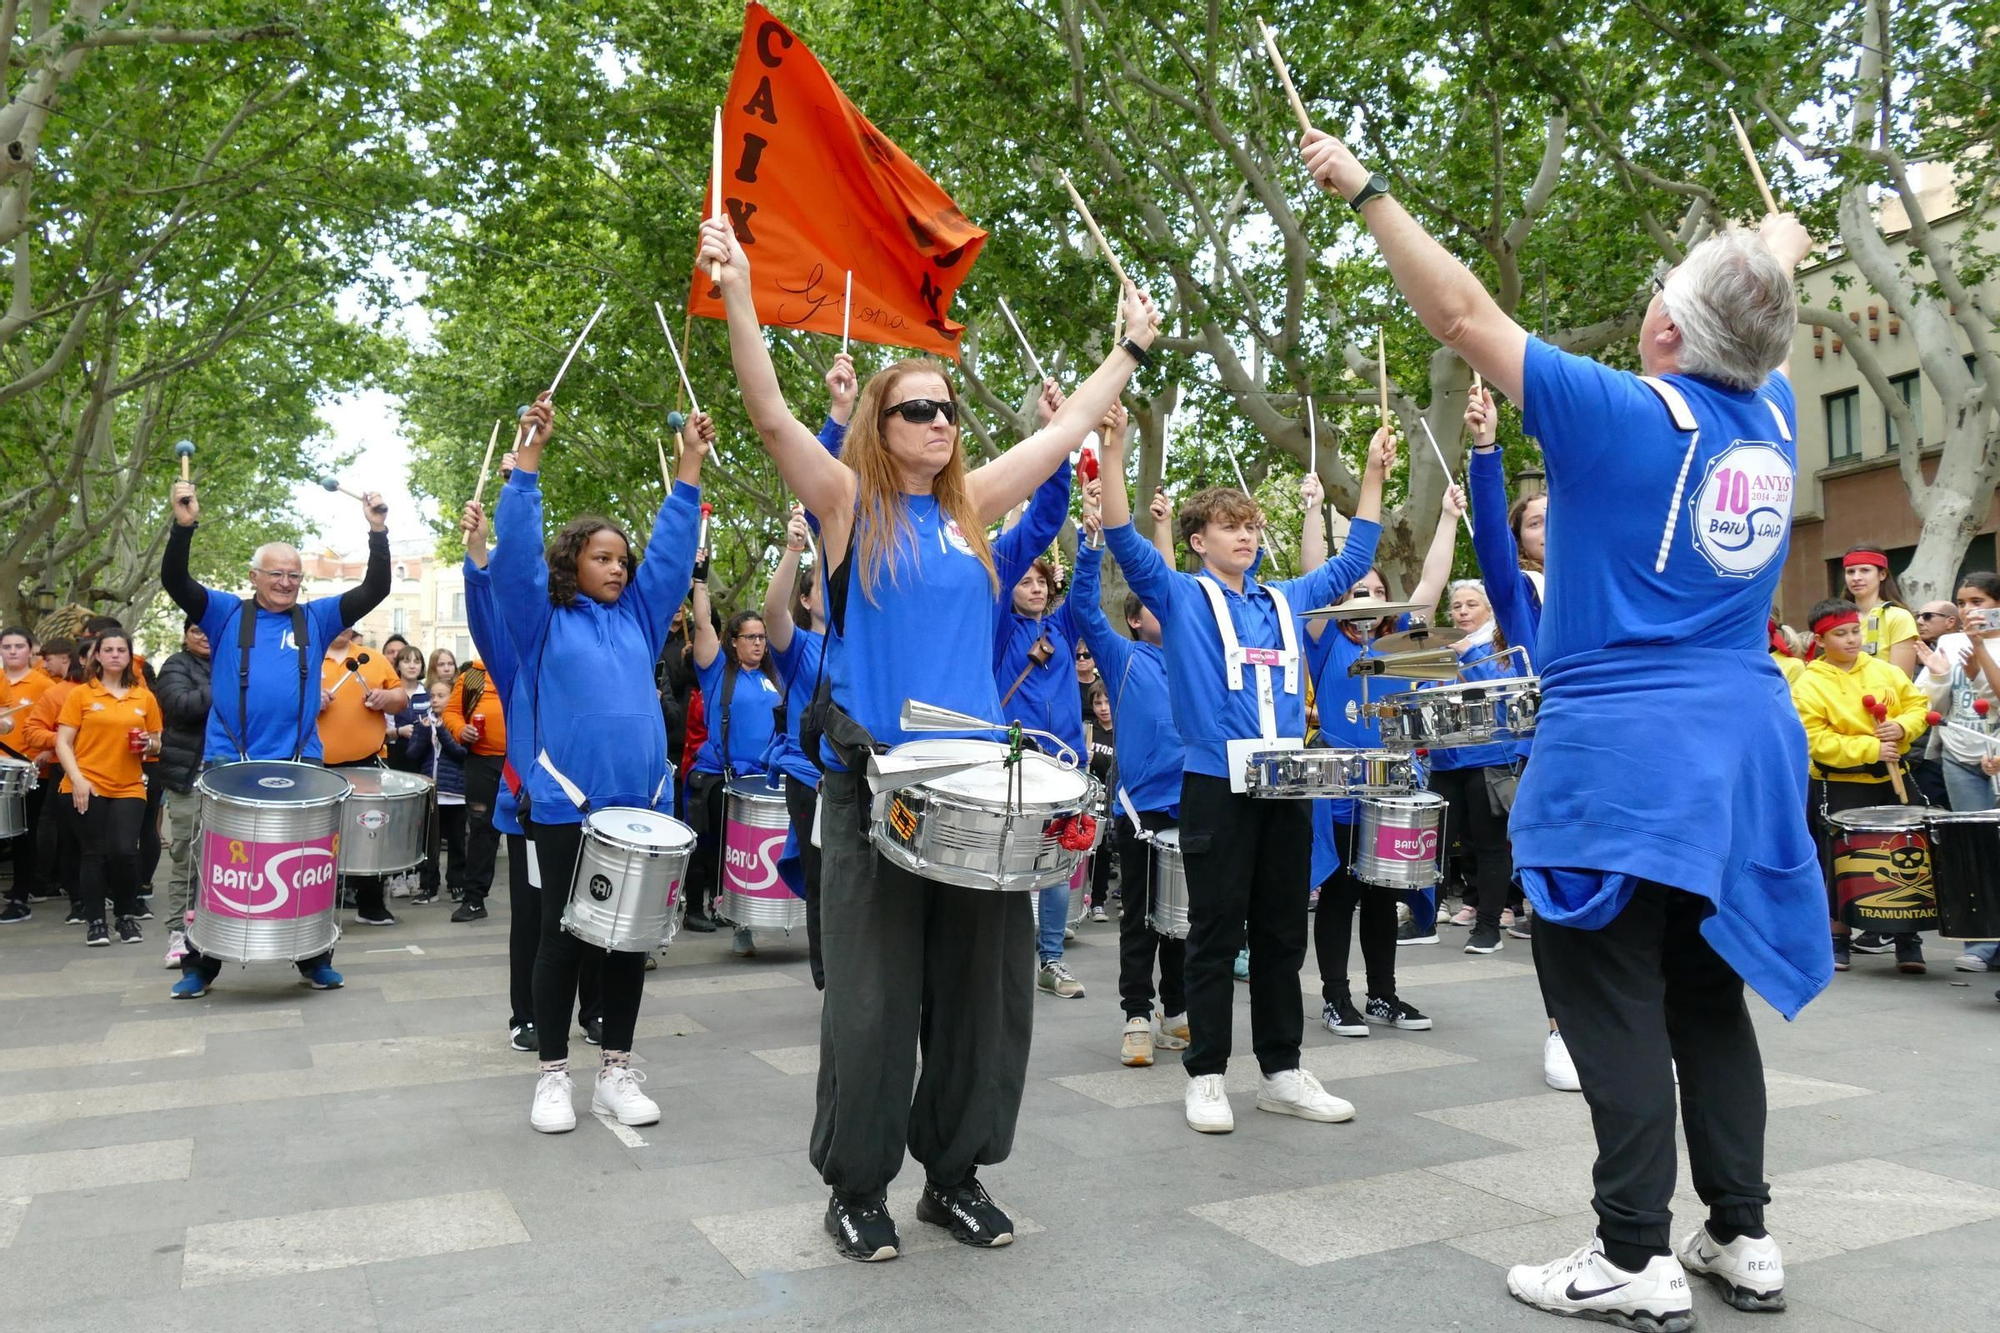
[1726,109,1781,216]
[472,417,503,508]
[174,439,194,480]
[1058,171,1133,292]
[1254,17,1314,137]
[1864,695,1910,802]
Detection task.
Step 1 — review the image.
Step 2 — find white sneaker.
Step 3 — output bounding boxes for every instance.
[1507,1237,1693,1332]
[1544,1029,1582,1092]
[592,1065,660,1126]
[1954,953,1991,973]
[163,929,187,969]
[1254,1067,1355,1123]
[530,1070,576,1134]
[1184,1073,1233,1133]
[1155,1011,1190,1050]
[1121,1016,1154,1067]
[1676,1225,1785,1311]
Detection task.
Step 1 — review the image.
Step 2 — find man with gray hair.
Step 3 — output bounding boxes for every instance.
[1302,127,1822,1330]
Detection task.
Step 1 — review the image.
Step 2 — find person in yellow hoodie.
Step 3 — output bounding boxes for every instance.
[1792,599,1931,974]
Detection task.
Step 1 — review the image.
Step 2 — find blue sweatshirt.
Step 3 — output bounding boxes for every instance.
[693,651,780,776]
[1069,544,1184,817]
[493,468,702,823]
[766,627,825,789]
[1105,518,1382,779]
[1424,634,1522,772]
[462,559,524,837]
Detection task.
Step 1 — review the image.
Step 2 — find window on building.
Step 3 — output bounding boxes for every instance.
[456,635,472,662]
[1884,371,1921,451]
[451,592,465,622]
[1824,388,1860,461]
[391,608,408,636]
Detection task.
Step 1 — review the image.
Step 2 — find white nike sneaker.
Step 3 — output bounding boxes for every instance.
[1544,1028,1582,1092]
[1506,1237,1693,1333]
[1184,1073,1234,1134]
[1254,1067,1355,1123]
[592,1065,660,1126]
[530,1069,576,1134]
[1676,1225,1786,1312]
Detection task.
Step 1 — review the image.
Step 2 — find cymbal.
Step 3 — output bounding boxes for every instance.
[1375,625,1465,655]
[1302,597,1425,623]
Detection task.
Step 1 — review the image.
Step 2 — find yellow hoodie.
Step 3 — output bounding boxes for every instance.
[1792,654,1929,783]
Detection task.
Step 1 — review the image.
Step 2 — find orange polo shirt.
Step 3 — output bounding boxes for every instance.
[442,661,507,757]
[318,650,403,765]
[56,677,161,798]
[22,680,76,773]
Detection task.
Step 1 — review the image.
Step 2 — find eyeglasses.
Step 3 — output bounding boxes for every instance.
[737,632,768,642]
[252,569,303,585]
[880,398,958,426]
[1650,274,1668,296]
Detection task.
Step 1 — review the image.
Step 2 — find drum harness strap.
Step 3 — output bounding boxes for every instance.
[216,599,311,763]
[1195,574,1300,790]
[1639,375,1791,576]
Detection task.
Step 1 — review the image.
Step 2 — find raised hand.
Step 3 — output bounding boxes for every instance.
[1300,127,1371,200]
[1366,426,1399,475]
[360,490,389,531]
[461,499,489,566]
[1301,471,1324,508]
[1037,376,1065,426]
[1101,399,1128,439]
[785,509,811,552]
[826,353,858,418]
[696,218,751,294]
[171,479,200,527]
[1148,488,1172,526]
[686,410,718,455]
[1441,483,1468,520]
[1465,387,1498,448]
[1118,283,1162,348]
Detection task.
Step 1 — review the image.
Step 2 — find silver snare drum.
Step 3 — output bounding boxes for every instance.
[1146,828,1189,939]
[1244,747,1415,799]
[1375,676,1541,751]
[0,757,36,839]
[1351,793,1449,889]
[336,769,433,875]
[561,807,697,952]
[869,738,1095,890]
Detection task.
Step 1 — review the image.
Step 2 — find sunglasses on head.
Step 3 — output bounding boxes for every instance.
[880,397,958,426]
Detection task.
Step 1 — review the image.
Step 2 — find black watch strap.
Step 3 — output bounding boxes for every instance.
[1348,172,1392,212]
[1118,336,1153,370]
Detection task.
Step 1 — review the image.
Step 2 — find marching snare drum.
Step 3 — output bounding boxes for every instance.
[560,806,697,952]
[1827,805,1937,933]
[1244,747,1415,799]
[1923,810,2000,942]
[1352,792,1448,889]
[719,777,804,931]
[187,761,352,963]
[0,756,36,839]
[1375,677,1541,751]
[336,769,432,875]
[869,738,1096,891]
[1146,828,1189,939]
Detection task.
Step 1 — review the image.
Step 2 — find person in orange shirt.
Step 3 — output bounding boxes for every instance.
[16,639,87,923]
[54,629,161,946]
[1,625,59,921]
[317,628,408,926]
[441,658,505,922]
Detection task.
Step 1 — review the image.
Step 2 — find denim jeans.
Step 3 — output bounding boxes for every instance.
[1036,884,1068,964]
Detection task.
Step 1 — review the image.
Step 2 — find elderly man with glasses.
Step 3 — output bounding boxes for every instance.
[157,475,393,996]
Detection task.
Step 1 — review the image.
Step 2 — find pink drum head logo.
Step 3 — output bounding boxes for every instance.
[1373,825,1439,862]
[723,819,788,900]
[200,830,339,919]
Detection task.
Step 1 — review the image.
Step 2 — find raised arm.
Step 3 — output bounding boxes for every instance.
[994,452,1073,593]
[690,576,720,670]
[764,509,810,654]
[161,483,209,623]
[1465,395,1540,650]
[1281,429,1394,609]
[1299,473,1327,572]
[492,404,554,657]
[1096,414,1180,616]
[1408,483,1465,615]
[627,414,710,652]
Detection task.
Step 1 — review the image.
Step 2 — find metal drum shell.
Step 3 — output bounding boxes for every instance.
[336,769,433,875]
[1376,677,1542,752]
[719,778,804,931]
[188,761,352,964]
[560,808,696,952]
[1146,828,1189,939]
[1244,748,1416,799]
[0,757,35,839]
[868,741,1093,891]
[1352,792,1449,889]
[1922,810,1999,941]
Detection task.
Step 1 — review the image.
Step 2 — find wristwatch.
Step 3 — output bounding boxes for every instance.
[1348,172,1392,212]
[1118,336,1153,371]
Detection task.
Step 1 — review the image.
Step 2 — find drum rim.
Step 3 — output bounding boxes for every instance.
[1360,791,1449,809]
[881,781,1085,819]
[1921,809,2000,825]
[1382,676,1541,705]
[1828,805,1928,830]
[583,809,698,853]
[882,738,1092,804]
[723,778,788,800]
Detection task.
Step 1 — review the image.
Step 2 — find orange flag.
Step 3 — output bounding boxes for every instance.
[688,3,987,359]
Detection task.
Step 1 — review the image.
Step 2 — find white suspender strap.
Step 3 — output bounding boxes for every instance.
[1195,575,1246,691]
[1639,375,1702,576]
[1266,584,1301,697]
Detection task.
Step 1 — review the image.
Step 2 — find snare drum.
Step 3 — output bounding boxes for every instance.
[719,778,804,931]
[1146,828,1189,939]
[560,807,697,952]
[1827,805,1937,933]
[1376,677,1541,751]
[1351,793,1448,889]
[1244,747,1414,799]
[0,757,36,839]
[188,761,352,963]
[869,738,1095,890]
[336,769,432,875]
[1923,810,2000,941]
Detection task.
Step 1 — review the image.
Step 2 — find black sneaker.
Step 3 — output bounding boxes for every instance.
[1322,997,1369,1037]
[451,899,488,923]
[509,1023,537,1053]
[411,890,438,905]
[1396,918,1440,946]
[1894,934,1926,974]
[1464,923,1504,954]
[916,1175,1014,1248]
[0,901,29,924]
[64,910,87,925]
[1364,995,1433,1030]
[1850,931,1895,955]
[85,920,110,947]
[355,909,398,926]
[680,907,719,934]
[582,1016,603,1046]
[825,1191,899,1262]
[115,916,143,945]
[132,907,154,922]
[1833,936,1851,972]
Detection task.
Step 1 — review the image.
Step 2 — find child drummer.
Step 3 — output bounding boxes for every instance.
[1099,416,1395,1134]
[1792,598,1930,974]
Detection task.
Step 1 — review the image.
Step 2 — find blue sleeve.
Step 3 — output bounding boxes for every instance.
[1468,450,1539,650]
[1104,520,1180,624]
[493,469,554,659]
[1277,518,1382,612]
[624,481,703,654]
[462,560,516,699]
[817,417,847,458]
[1519,337,1656,484]
[994,457,1072,592]
[1068,544,1135,709]
[406,722,433,769]
[196,586,235,643]
[1760,372,1797,437]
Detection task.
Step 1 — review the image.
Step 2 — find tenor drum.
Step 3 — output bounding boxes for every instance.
[1352,792,1448,889]
[719,777,803,931]
[1376,677,1541,751]
[0,757,36,839]
[187,761,352,963]
[561,807,697,952]
[336,769,432,875]
[1244,747,1414,799]
[1146,828,1189,939]
[1828,805,1937,933]
[869,738,1097,890]
[1923,810,2000,941]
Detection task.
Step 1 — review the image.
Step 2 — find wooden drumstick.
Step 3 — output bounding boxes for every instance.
[1255,16,1314,137]
[472,417,503,508]
[1864,694,1910,802]
[1058,171,1132,292]
[1726,109,1780,216]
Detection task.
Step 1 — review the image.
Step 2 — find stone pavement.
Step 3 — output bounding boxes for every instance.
[2,873,1996,1333]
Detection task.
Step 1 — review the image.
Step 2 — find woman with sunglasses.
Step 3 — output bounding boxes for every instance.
[700,217,1159,1262]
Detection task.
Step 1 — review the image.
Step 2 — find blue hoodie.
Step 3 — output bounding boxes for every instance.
[492,468,702,823]
[462,559,524,838]
[1069,543,1183,817]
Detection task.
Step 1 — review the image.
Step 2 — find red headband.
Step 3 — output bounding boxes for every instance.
[1845,550,1889,571]
[1812,609,1861,636]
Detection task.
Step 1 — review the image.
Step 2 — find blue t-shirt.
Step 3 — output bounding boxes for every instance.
[1069,544,1184,817]
[694,651,780,777]
[196,593,350,763]
[767,627,825,789]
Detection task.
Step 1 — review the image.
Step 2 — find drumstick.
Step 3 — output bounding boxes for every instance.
[1058,171,1132,292]
[654,301,704,418]
[1255,16,1314,137]
[996,297,1050,382]
[1418,416,1475,539]
[472,417,503,508]
[1377,332,1390,430]
[1726,109,1781,215]
[1864,695,1910,802]
[708,108,725,281]
[547,301,607,397]
[1306,392,1317,478]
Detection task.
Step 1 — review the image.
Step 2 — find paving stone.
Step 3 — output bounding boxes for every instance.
[180,1188,529,1287]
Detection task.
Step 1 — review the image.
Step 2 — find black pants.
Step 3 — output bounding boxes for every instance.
[3,780,47,902]
[683,770,728,917]
[1535,882,1769,1249]
[784,776,826,990]
[810,767,1035,1198]
[1909,752,1949,810]
[461,754,502,901]
[422,802,470,895]
[139,769,165,889]
[1432,766,1513,928]
[1089,840,1114,911]
[527,817,645,1062]
[77,795,145,924]
[1115,810,1185,1020]
[505,828,600,1032]
[1180,772,1310,1078]
[43,793,82,913]
[1315,820,1397,1004]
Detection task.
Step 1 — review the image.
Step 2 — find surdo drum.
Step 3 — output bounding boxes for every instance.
[719,778,804,931]
[187,761,352,963]
[1922,810,2000,942]
[1352,792,1449,890]
[335,769,432,875]
[0,756,35,839]
[1827,805,1937,933]
[869,738,1099,891]
[560,807,697,952]
[1145,828,1189,940]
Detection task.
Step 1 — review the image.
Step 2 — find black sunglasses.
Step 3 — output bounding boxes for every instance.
[1917,611,1953,621]
[881,397,958,426]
